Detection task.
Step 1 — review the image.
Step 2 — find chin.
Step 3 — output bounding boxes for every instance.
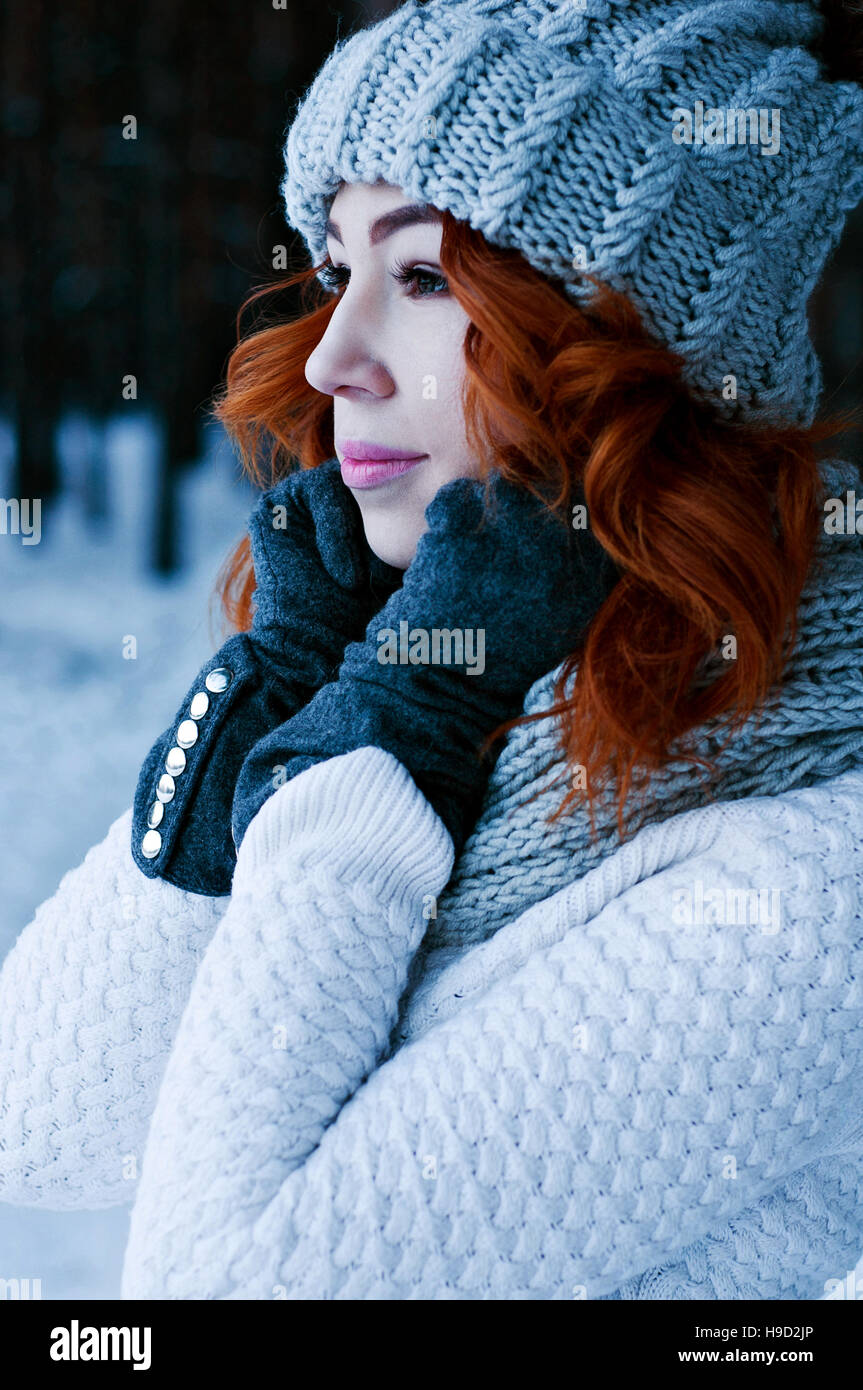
[362,518,417,571]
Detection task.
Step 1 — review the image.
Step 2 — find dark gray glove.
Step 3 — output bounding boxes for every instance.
[233,470,620,856]
[130,458,402,894]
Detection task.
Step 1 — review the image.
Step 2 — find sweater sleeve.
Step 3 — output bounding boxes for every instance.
[119,750,863,1300]
[0,809,230,1210]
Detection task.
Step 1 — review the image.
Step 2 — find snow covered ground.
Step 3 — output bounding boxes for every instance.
[0,412,255,1298]
[1,412,861,1300]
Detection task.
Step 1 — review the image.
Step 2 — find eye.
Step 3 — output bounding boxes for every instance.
[391,258,449,298]
[319,261,350,293]
[318,257,450,299]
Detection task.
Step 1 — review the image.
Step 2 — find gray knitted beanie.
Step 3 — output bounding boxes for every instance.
[281,0,863,428]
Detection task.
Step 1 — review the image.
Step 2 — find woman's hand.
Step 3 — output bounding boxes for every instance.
[247,456,403,684]
[130,459,403,895]
[233,471,619,854]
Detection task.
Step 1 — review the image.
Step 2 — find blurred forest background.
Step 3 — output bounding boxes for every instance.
[1,0,861,1300]
[4,0,403,573]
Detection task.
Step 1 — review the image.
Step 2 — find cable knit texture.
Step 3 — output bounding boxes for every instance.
[0,812,229,1209]
[281,0,863,427]
[118,749,863,1299]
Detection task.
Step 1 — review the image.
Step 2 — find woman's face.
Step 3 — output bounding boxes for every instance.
[304,181,479,569]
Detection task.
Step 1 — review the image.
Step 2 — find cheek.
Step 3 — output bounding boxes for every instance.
[406,308,469,419]
[423,453,480,495]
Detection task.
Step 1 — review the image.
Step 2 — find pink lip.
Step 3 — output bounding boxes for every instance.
[336,439,428,490]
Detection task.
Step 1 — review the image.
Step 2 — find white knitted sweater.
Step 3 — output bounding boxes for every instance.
[3,747,863,1299]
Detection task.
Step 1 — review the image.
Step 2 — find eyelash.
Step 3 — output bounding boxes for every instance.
[319,257,449,299]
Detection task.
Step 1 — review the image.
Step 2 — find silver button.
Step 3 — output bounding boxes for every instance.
[147,801,164,829]
[189,691,209,719]
[177,718,198,749]
[156,774,176,803]
[165,746,186,776]
[141,829,162,859]
[205,667,232,693]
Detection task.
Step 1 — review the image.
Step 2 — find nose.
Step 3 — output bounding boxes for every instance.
[305,292,395,401]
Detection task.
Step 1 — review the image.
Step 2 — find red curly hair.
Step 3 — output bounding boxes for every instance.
[209,208,858,837]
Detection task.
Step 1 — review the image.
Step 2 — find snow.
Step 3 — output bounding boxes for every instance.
[0,412,255,1298]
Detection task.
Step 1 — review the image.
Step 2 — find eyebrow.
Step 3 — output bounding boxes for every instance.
[325,203,443,247]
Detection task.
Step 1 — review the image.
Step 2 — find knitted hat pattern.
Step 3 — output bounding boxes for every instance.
[281,0,863,428]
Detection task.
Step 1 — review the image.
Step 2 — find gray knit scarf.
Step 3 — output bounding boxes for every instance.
[411,457,863,975]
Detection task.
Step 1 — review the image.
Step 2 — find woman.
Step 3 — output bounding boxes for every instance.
[3,0,863,1300]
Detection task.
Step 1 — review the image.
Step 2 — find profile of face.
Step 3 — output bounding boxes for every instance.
[304,181,479,569]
